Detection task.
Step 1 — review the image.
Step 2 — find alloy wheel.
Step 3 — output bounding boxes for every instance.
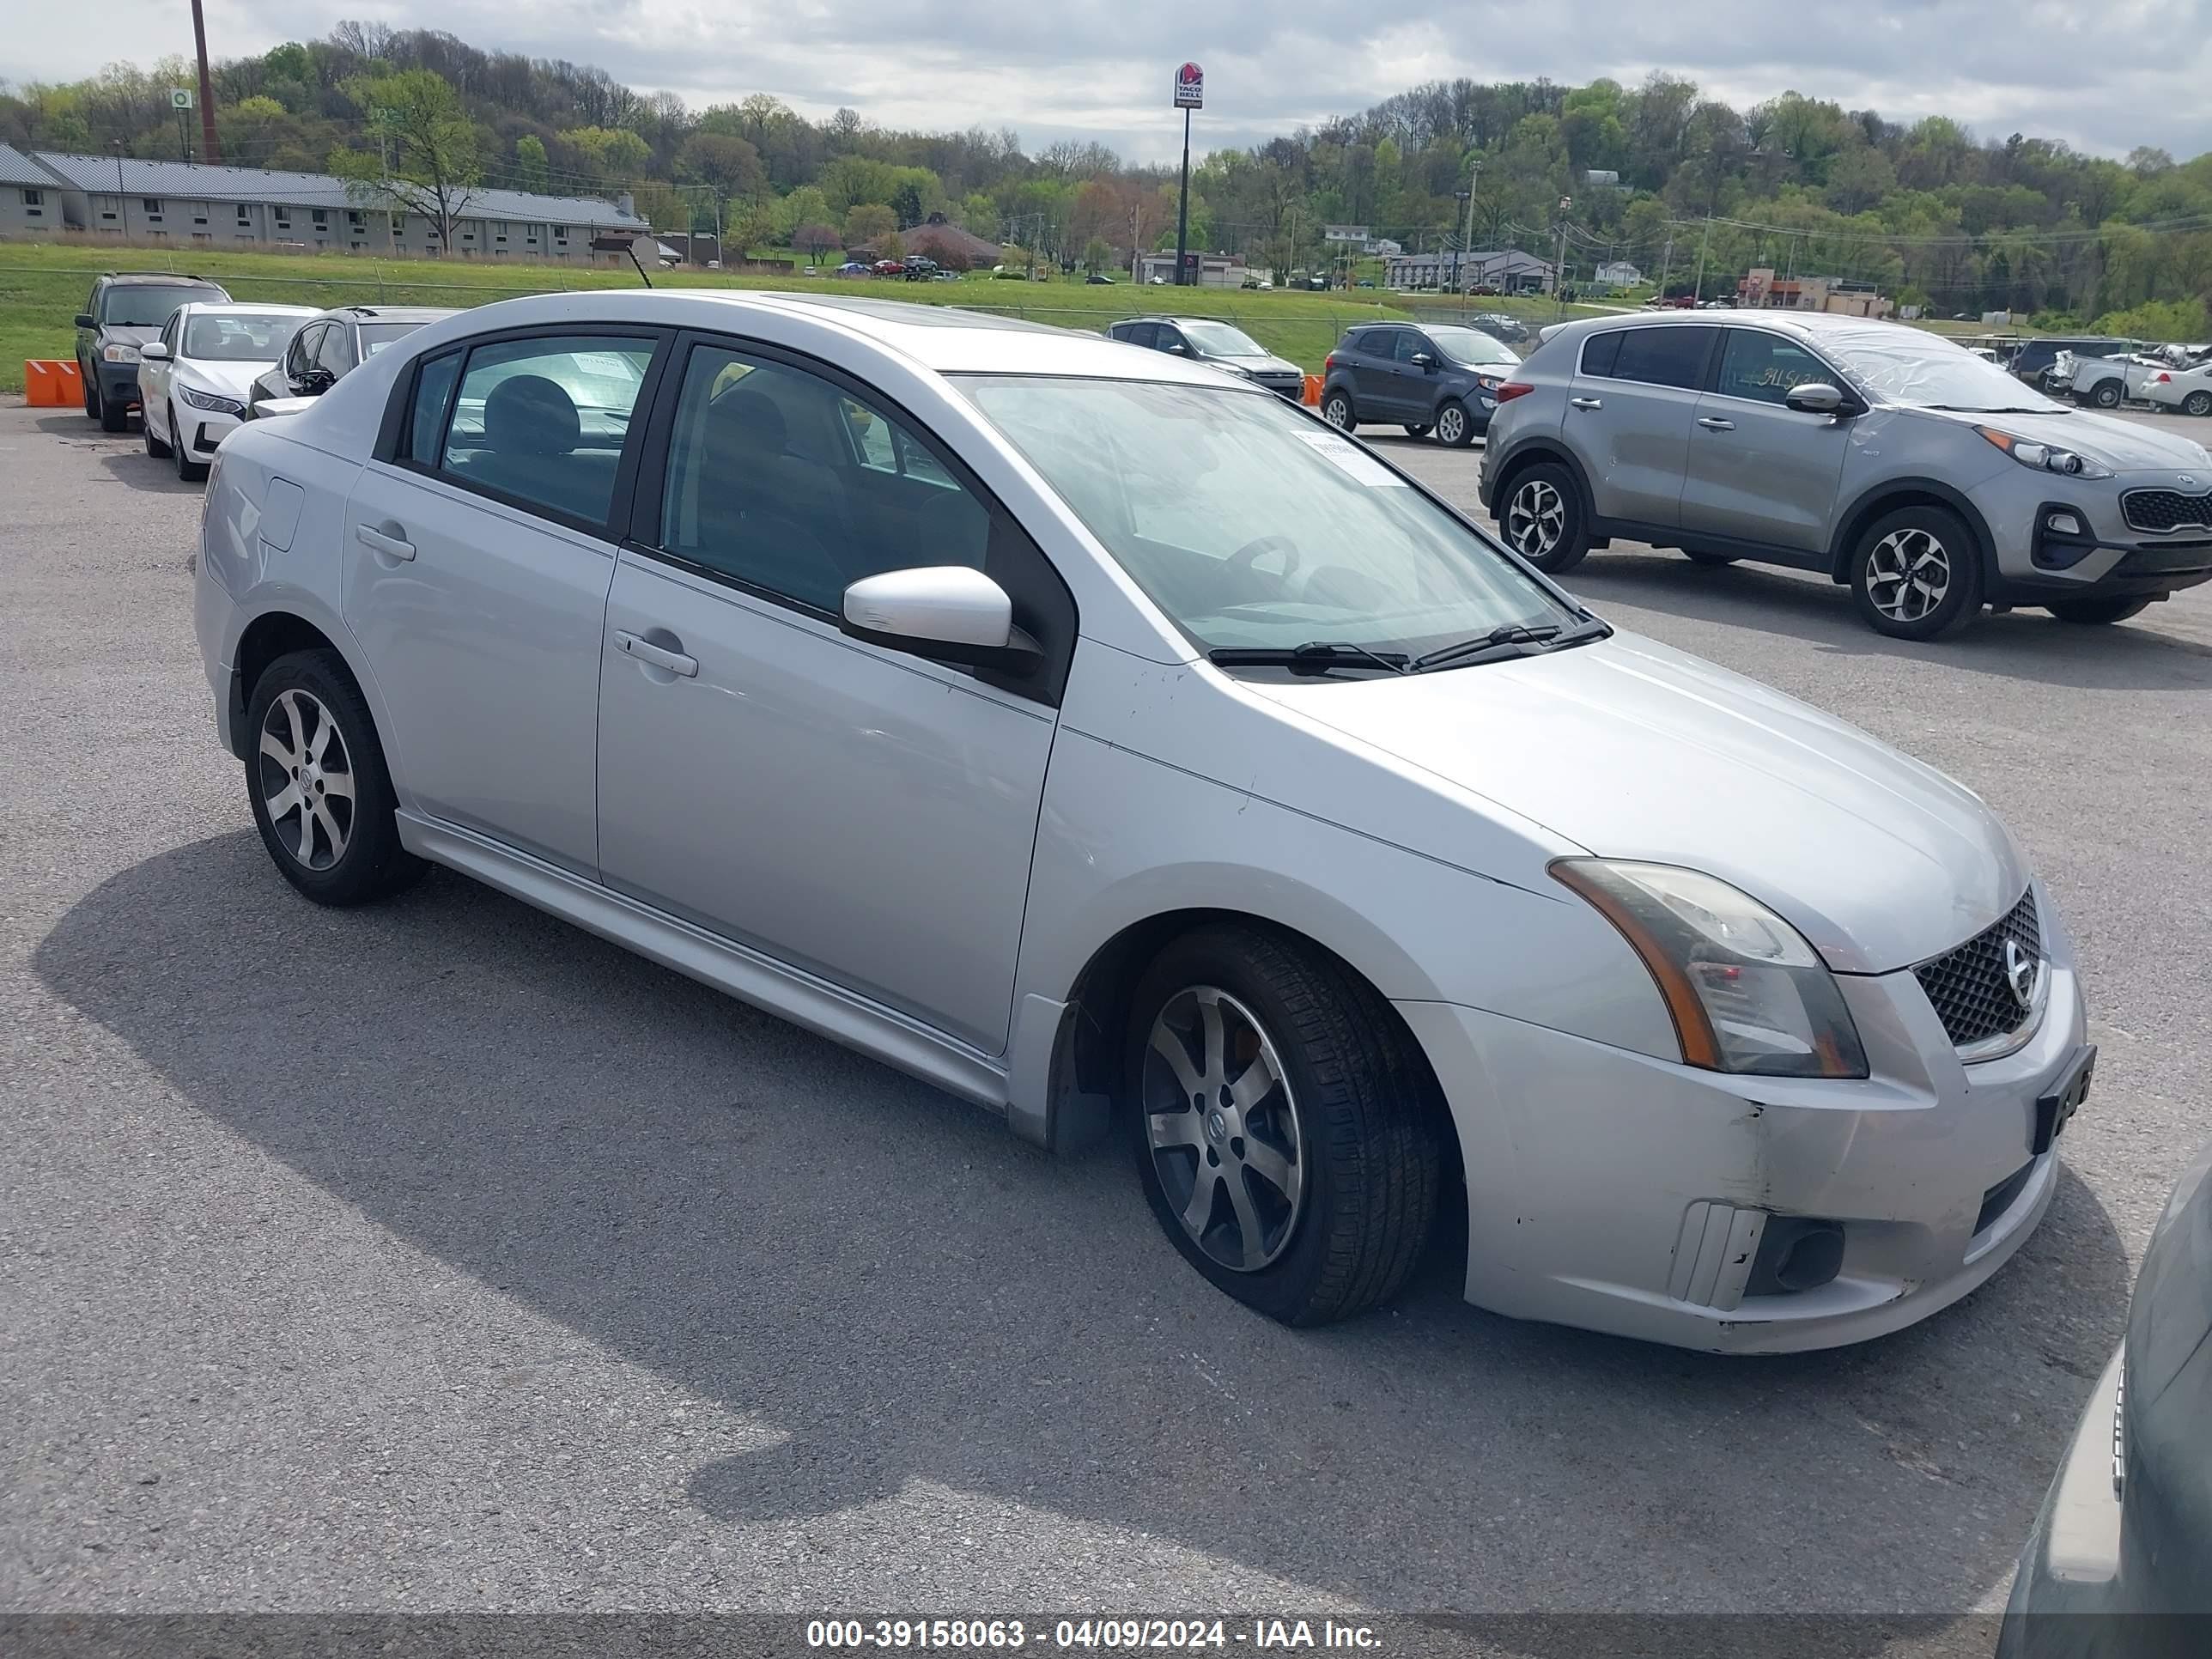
[1141,986,1305,1273]
[257,688,356,871]
[1322,395,1352,430]
[1865,527,1951,623]
[1505,478,1565,557]
[1436,404,1467,445]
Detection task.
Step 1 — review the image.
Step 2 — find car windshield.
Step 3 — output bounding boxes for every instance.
[100,285,215,328]
[957,375,1574,660]
[182,312,305,362]
[360,320,437,356]
[1823,325,2069,413]
[1424,325,1518,368]
[1178,321,1267,357]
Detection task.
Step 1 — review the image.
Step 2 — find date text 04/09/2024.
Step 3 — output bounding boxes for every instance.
[805,1619,1382,1650]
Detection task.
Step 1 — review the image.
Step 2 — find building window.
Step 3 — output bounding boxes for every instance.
[237,206,251,225]
[275,210,290,228]
[348,210,365,228]
[100,208,117,221]
[143,198,161,215]
[311,209,327,227]
[22,188,41,206]
[193,216,208,226]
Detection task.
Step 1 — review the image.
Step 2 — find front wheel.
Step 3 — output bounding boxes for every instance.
[1849,504,1984,640]
[143,401,172,459]
[2045,596,2154,626]
[2183,390,2212,417]
[1127,925,1441,1327]
[99,382,129,433]
[82,362,100,420]
[1499,461,1589,574]
[1320,389,1355,430]
[171,405,207,482]
[1433,398,1474,447]
[246,649,425,907]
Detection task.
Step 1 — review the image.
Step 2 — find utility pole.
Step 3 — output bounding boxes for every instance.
[1460,158,1480,300]
[114,142,129,238]
[1172,61,1202,286]
[1692,215,1712,303]
[1553,196,1571,314]
[190,0,222,164]
[1658,230,1674,297]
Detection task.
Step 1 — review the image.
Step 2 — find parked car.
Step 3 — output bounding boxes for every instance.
[75,271,232,433]
[2139,357,2212,418]
[2008,336,2141,392]
[1318,321,1522,445]
[1085,273,1117,285]
[137,301,317,480]
[1355,280,1376,289]
[1104,316,1305,401]
[1469,312,1528,344]
[197,289,2092,1350]
[246,306,457,419]
[872,258,906,277]
[1480,311,2212,639]
[902,257,940,282]
[835,262,872,278]
[2000,1139,2212,1654]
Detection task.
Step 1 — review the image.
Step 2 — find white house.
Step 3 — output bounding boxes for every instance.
[1595,260,1644,287]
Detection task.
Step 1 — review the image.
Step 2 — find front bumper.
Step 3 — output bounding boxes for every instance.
[1395,909,2087,1352]
[1976,478,2212,602]
[1999,1345,2130,1654]
[99,362,143,408]
[180,407,244,454]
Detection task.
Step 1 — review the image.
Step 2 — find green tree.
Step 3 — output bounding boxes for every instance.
[513,134,550,192]
[1084,235,1112,273]
[842,202,896,247]
[678,131,764,204]
[560,125,653,183]
[329,68,482,251]
[793,222,842,262]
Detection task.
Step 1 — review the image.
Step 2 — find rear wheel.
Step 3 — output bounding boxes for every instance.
[2088,380,2122,409]
[1321,389,1355,430]
[1433,399,1474,447]
[1849,504,1984,640]
[171,404,207,482]
[1500,461,1589,574]
[245,649,425,908]
[1127,924,1441,1327]
[2183,390,2212,417]
[2045,596,2154,626]
[1684,550,1738,567]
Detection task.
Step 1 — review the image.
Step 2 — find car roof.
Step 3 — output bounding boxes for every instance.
[328,305,460,324]
[178,300,320,316]
[100,272,227,287]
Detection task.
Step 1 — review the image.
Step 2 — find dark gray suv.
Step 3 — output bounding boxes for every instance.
[1480,311,2212,640]
[1103,317,1304,400]
[1318,322,1521,446]
[75,272,231,432]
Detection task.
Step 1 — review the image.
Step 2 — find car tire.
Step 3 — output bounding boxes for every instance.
[1499,460,1589,574]
[171,405,207,482]
[2088,380,2122,409]
[99,384,129,433]
[2045,596,2154,626]
[81,362,100,421]
[2183,391,2212,418]
[245,648,426,908]
[1434,399,1475,447]
[1321,388,1355,431]
[143,402,172,459]
[1127,923,1442,1328]
[1402,423,1431,438]
[1684,550,1738,567]
[1849,504,1984,641]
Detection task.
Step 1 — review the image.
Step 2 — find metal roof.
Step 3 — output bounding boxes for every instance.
[0,143,60,187]
[28,151,646,228]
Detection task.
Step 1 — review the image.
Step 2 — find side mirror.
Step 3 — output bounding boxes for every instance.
[299,368,336,394]
[840,566,1041,678]
[1410,352,1435,371]
[75,313,96,330]
[1784,382,1849,416]
[140,341,170,362]
[1164,342,1188,355]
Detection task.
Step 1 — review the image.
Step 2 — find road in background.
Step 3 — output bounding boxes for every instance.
[2,400,2208,1627]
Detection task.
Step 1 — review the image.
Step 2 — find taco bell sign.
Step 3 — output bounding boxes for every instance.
[1174,62,1204,109]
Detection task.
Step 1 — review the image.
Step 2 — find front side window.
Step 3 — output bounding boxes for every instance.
[656,345,989,613]
[438,335,655,527]
[1715,331,1833,405]
[286,325,321,377]
[959,376,1573,659]
[183,311,306,362]
[1392,331,1432,364]
[313,325,355,377]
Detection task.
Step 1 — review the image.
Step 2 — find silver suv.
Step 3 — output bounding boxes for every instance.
[1480,312,2212,639]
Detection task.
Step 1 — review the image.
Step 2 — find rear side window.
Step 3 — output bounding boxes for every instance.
[1612,326,1717,390]
[440,335,657,529]
[406,352,461,465]
[1579,331,1623,378]
[1354,330,1397,355]
[1118,321,1157,349]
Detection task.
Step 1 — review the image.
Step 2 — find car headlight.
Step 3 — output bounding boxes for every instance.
[1977,426,2113,480]
[102,343,140,363]
[178,385,245,416]
[1551,860,1869,1079]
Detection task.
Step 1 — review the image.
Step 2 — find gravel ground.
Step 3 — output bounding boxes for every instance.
[3,398,2209,1632]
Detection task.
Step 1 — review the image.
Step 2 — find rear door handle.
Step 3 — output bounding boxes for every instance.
[1697,416,1735,431]
[1569,396,1603,410]
[355,523,415,561]
[615,630,698,678]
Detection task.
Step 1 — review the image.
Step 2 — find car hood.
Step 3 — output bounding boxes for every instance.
[102,325,161,347]
[174,359,270,399]
[1921,407,2212,472]
[1227,355,1304,379]
[1246,631,2025,973]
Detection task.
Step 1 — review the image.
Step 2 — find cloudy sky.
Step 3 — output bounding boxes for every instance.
[7,0,2209,165]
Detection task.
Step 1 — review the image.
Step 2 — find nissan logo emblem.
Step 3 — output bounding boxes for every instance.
[2002,937,2042,1012]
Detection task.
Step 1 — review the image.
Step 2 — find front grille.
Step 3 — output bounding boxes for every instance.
[1914,890,2042,1050]
[2121,489,2212,534]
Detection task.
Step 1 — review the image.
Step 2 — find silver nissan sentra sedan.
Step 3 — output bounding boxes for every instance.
[194,290,2094,1352]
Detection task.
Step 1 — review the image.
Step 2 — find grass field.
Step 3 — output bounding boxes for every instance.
[0,240,1414,394]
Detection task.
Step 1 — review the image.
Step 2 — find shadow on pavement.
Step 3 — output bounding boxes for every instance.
[34,830,2134,1624]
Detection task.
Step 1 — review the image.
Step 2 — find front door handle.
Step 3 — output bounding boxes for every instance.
[355,523,416,561]
[1697,416,1736,431]
[1569,396,1603,410]
[615,630,698,678]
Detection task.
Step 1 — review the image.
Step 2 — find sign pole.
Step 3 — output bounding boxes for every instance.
[1174,107,1191,286]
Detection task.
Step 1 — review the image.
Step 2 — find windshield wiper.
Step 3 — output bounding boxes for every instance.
[1206,641,1409,676]
[1410,617,1609,672]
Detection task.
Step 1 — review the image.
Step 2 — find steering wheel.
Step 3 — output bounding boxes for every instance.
[1224,533,1302,585]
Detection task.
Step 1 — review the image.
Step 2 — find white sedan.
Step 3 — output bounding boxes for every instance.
[2139,356,2212,418]
[138,302,318,480]
[193,290,2093,1352]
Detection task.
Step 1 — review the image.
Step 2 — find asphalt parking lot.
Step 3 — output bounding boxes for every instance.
[3,396,2209,1632]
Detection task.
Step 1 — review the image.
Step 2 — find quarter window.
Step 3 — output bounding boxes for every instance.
[1609,325,1718,390]
[1579,331,1623,378]
[439,335,655,528]
[654,344,989,614]
[1716,331,1832,405]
